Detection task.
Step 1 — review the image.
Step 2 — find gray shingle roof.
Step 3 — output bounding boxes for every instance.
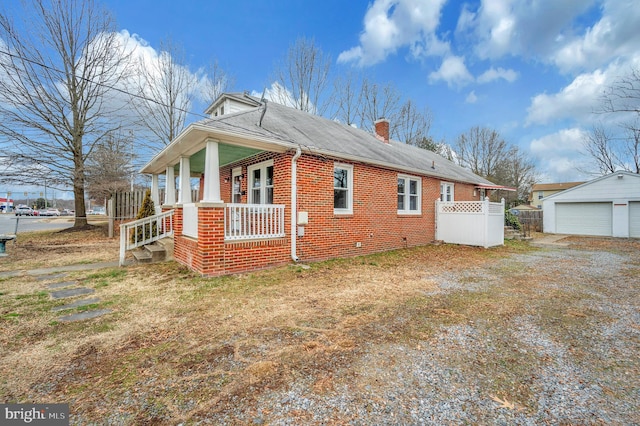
[196,99,495,186]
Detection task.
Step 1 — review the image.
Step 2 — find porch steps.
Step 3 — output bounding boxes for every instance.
[504,226,533,241]
[131,238,174,264]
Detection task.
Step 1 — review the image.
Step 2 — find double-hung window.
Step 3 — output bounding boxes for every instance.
[440,182,454,202]
[334,163,353,215]
[398,175,421,214]
[248,160,274,204]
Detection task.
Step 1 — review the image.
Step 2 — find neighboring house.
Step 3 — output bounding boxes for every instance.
[529,181,585,209]
[139,93,504,276]
[542,171,640,238]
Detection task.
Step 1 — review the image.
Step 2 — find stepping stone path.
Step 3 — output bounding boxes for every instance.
[51,297,101,312]
[40,273,112,322]
[49,287,95,300]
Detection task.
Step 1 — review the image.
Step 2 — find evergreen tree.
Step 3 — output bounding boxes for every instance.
[131,189,157,243]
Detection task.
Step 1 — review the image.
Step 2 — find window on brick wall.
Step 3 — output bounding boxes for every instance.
[440,182,454,202]
[248,160,274,204]
[398,175,421,214]
[334,163,353,214]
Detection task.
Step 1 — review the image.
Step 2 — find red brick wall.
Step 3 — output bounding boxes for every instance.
[175,151,481,276]
[294,156,450,262]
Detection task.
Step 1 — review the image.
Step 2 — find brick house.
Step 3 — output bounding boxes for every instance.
[139,93,502,276]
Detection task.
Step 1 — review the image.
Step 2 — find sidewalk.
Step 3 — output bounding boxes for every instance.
[0,261,120,279]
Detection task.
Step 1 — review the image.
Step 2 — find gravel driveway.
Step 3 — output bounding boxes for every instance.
[206,240,639,425]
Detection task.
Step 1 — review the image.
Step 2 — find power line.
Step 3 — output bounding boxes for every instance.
[0,49,211,121]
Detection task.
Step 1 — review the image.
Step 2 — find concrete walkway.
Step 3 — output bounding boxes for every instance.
[530,234,571,247]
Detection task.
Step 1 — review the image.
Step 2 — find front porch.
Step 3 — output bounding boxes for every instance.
[136,136,296,276]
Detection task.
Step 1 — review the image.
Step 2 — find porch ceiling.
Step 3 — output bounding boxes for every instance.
[175,144,263,175]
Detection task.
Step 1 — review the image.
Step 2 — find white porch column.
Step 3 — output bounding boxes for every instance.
[164,166,176,205]
[178,156,192,205]
[202,139,223,203]
[151,174,160,213]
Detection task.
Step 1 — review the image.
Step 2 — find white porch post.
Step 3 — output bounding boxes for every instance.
[164,166,176,205]
[151,174,160,213]
[202,139,223,203]
[178,156,192,205]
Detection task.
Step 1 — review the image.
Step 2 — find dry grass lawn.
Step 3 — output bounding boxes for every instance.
[0,227,637,424]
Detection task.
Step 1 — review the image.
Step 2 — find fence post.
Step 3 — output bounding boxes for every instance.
[434,199,440,241]
[119,223,126,266]
[483,198,489,248]
[108,198,114,238]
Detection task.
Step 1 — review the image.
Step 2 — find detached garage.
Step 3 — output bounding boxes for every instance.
[543,172,640,238]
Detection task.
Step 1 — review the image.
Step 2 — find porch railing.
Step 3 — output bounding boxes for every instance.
[119,210,174,266]
[224,203,285,241]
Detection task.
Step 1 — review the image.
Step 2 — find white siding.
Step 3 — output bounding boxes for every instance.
[543,173,640,236]
[630,202,640,238]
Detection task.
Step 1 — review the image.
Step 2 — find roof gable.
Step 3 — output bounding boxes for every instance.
[542,171,640,202]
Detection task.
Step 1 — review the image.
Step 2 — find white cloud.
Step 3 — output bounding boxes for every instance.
[529,127,592,181]
[526,68,607,126]
[456,0,596,61]
[552,0,640,73]
[337,0,448,66]
[251,82,299,109]
[477,67,518,84]
[465,90,478,104]
[530,128,587,155]
[526,55,640,126]
[428,56,474,88]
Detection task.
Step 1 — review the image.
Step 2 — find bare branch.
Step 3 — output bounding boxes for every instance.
[0,0,131,226]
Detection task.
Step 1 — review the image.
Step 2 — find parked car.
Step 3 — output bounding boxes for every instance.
[40,208,61,216]
[15,206,34,216]
[61,209,74,216]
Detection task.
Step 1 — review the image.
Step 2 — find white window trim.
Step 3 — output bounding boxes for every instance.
[440,182,455,202]
[231,167,242,203]
[247,159,274,204]
[334,163,353,215]
[398,174,422,215]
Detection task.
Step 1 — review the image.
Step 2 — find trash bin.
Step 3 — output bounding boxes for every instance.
[0,234,16,256]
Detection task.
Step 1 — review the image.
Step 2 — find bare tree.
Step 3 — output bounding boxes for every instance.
[0,0,129,227]
[393,99,433,145]
[495,147,538,203]
[455,126,510,181]
[85,131,136,202]
[621,121,640,173]
[600,67,640,115]
[331,71,362,126]
[584,124,620,174]
[586,68,640,174]
[130,38,195,150]
[201,59,235,107]
[359,78,401,132]
[272,37,331,115]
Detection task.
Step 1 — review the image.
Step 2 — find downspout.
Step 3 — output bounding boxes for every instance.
[291,146,302,262]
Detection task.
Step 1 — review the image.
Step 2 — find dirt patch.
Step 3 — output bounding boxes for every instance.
[0,233,637,424]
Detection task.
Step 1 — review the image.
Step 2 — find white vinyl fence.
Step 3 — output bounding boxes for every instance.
[435,198,505,248]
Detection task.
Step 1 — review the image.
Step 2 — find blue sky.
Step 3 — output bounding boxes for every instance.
[4,0,640,200]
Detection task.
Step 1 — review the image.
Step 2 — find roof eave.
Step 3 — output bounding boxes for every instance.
[140,124,294,175]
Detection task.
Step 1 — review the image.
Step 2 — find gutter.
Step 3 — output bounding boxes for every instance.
[291,146,302,262]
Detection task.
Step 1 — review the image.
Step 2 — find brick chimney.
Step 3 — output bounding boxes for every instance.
[374,118,390,143]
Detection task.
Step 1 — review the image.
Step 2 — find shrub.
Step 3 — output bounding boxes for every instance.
[505,209,521,231]
[130,189,157,243]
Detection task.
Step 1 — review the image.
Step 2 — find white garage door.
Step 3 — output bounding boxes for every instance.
[556,202,612,236]
[630,202,640,238]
